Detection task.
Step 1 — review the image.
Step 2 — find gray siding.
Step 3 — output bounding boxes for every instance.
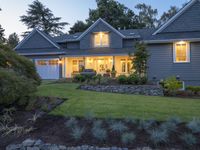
[18,32,56,49]
[162,1,200,33]
[67,42,80,49]
[80,21,123,49]
[147,42,200,85]
[123,39,136,48]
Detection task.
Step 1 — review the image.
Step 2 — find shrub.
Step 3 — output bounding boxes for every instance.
[121,132,136,145]
[163,76,182,94]
[187,118,200,133]
[138,119,155,131]
[127,74,140,85]
[186,86,200,95]
[73,74,85,83]
[84,111,95,121]
[93,120,103,129]
[92,127,107,141]
[0,69,37,106]
[180,133,197,146]
[117,75,127,84]
[167,116,182,125]
[71,126,85,141]
[139,76,148,85]
[124,116,137,124]
[65,117,77,128]
[160,121,177,134]
[0,45,41,85]
[110,121,128,134]
[96,74,102,84]
[149,129,168,145]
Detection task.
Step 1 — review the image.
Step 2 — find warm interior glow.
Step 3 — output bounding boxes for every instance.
[175,41,188,62]
[94,32,109,47]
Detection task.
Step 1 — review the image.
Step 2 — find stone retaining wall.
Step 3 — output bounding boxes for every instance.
[79,85,164,96]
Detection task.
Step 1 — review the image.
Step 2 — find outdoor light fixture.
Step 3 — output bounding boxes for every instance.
[176,75,180,80]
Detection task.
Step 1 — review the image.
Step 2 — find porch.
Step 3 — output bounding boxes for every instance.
[62,56,133,78]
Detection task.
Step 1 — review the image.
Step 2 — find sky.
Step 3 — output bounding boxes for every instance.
[0,0,189,39]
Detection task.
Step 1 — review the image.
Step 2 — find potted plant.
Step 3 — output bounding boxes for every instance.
[111,65,117,78]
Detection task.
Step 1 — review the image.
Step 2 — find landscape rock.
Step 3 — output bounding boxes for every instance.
[79,85,164,96]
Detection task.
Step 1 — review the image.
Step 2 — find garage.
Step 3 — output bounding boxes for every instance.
[35,59,60,79]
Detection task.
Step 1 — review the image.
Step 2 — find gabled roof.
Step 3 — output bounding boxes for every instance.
[15,28,60,50]
[77,18,126,40]
[153,0,198,35]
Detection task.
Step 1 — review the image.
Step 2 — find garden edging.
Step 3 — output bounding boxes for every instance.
[79,85,164,96]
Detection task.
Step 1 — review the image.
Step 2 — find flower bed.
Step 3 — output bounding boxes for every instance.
[79,85,164,96]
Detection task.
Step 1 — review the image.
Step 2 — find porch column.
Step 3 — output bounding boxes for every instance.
[112,56,115,69]
[59,58,63,79]
[62,57,66,78]
[83,57,86,69]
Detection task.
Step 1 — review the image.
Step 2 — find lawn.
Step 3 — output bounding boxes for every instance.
[37,82,200,121]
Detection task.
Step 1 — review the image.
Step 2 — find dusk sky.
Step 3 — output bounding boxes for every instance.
[0,0,189,38]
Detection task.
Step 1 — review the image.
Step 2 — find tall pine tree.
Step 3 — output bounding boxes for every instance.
[20,0,68,36]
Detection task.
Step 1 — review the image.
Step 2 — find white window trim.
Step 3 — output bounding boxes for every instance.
[173,41,190,63]
[94,32,110,48]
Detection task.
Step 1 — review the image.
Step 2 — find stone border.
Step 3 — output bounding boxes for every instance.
[79,85,164,96]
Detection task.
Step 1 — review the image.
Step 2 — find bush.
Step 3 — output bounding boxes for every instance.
[110,121,128,134]
[92,127,107,141]
[139,76,148,85]
[121,132,136,145]
[65,117,77,128]
[167,116,182,125]
[73,74,85,83]
[0,45,41,85]
[160,121,177,134]
[163,76,182,94]
[186,86,200,95]
[149,129,169,145]
[0,69,37,106]
[93,120,103,129]
[180,133,197,146]
[117,75,127,84]
[124,116,137,124]
[84,111,95,121]
[71,126,85,141]
[138,119,155,131]
[187,118,200,133]
[127,74,140,85]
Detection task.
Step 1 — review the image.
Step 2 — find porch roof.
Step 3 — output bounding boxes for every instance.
[63,48,135,56]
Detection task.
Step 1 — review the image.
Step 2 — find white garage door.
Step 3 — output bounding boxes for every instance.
[35,59,60,79]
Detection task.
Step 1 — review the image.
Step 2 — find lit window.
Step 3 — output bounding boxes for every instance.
[49,60,58,65]
[94,32,109,47]
[37,60,47,65]
[174,41,190,63]
[121,59,126,73]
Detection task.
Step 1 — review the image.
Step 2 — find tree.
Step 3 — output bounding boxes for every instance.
[69,21,89,34]
[20,0,68,36]
[131,42,149,77]
[7,33,20,49]
[135,3,158,28]
[0,8,5,43]
[158,6,179,26]
[85,0,143,30]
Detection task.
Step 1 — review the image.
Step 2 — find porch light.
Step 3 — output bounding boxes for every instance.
[177,41,186,44]
[58,59,62,64]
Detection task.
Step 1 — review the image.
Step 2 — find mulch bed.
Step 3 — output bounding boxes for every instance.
[1,114,200,149]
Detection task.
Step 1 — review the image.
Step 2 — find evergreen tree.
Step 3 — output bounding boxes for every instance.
[7,33,19,49]
[0,8,6,43]
[158,6,179,26]
[20,0,68,36]
[135,3,158,28]
[69,21,89,34]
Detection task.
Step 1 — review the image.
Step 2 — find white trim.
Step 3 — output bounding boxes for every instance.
[173,41,190,63]
[153,0,198,35]
[144,38,200,44]
[14,28,60,50]
[14,29,37,50]
[18,52,65,56]
[77,18,125,40]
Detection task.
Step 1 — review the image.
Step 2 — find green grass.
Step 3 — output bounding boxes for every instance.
[37,82,200,121]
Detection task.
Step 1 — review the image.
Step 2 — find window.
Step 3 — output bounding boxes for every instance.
[94,32,109,47]
[37,60,47,65]
[121,59,126,73]
[174,41,190,63]
[72,59,84,72]
[49,60,58,65]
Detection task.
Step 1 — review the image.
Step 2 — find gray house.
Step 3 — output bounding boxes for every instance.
[15,0,200,85]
